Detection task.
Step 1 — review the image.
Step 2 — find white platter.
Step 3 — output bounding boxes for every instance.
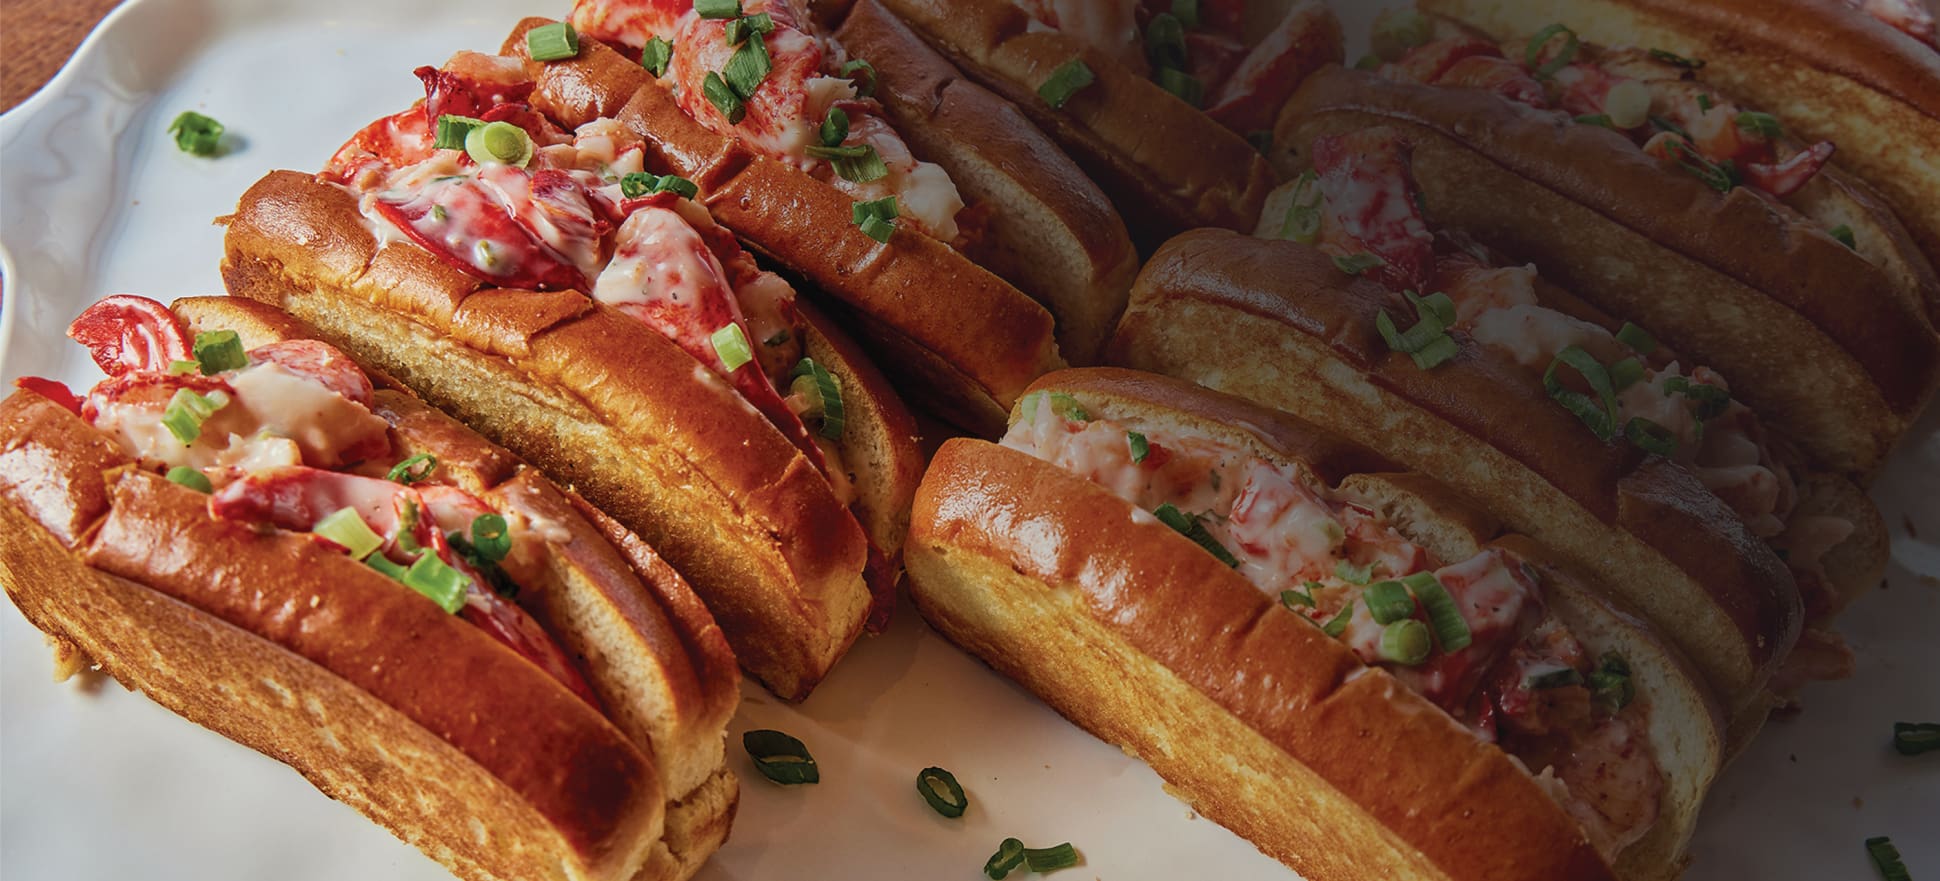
[0,1,1934,879]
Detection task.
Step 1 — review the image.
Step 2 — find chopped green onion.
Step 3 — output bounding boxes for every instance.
[704,71,747,124]
[1525,24,1580,79]
[402,554,470,613]
[386,453,438,485]
[859,214,896,243]
[743,729,819,784]
[1354,53,1384,70]
[695,0,741,18]
[160,388,230,444]
[167,111,225,157]
[711,324,755,371]
[853,195,899,242]
[1625,417,1680,456]
[819,106,850,148]
[525,21,580,62]
[469,513,511,564]
[1409,574,1472,652]
[1279,171,1323,243]
[823,143,889,183]
[916,766,968,818]
[1544,345,1622,441]
[465,121,534,167]
[1024,842,1080,873]
[1648,48,1704,69]
[1615,322,1657,354]
[1371,9,1434,61]
[1039,59,1096,109]
[1171,0,1200,28]
[1377,290,1461,370]
[642,37,675,77]
[1379,619,1433,665]
[429,114,475,150]
[314,508,385,561]
[1574,114,1615,128]
[789,358,846,440]
[1891,722,1940,756]
[1736,111,1783,139]
[1608,357,1646,392]
[191,330,246,375]
[1364,580,1416,625]
[1153,504,1239,567]
[1588,652,1634,709]
[1697,93,1715,112]
[1830,224,1857,249]
[1666,136,1741,192]
[620,172,700,200]
[1155,67,1203,107]
[1334,559,1372,585]
[365,553,409,580]
[1146,14,1188,71]
[1126,430,1150,464]
[1332,253,1385,276]
[165,466,213,494]
[1524,664,1584,689]
[723,32,772,99]
[725,12,775,45]
[985,839,1027,879]
[842,58,878,97]
[1664,376,1731,422]
[167,360,201,375]
[1280,587,1317,609]
[1866,836,1910,881]
[1321,599,1354,638]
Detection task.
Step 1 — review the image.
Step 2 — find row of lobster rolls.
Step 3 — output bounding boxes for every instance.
[906,369,1724,881]
[0,296,741,881]
[221,167,908,701]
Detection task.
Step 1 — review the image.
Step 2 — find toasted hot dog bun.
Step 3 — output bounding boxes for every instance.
[0,297,741,881]
[221,167,916,701]
[829,0,1307,247]
[1111,230,1802,715]
[906,368,1723,881]
[502,18,1064,434]
[828,0,1138,365]
[1422,0,1940,303]
[1278,65,1940,476]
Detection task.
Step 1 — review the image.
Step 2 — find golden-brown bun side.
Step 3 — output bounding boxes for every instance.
[1423,0,1940,295]
[0,394,662,881]
[503,19,1064,435]
[1279,66,1940,476]
[847,0,1284,248]
[909,439,1620,881]
[832,0,1138,365]
[1110,231,1800,713]
[220,171,867,701]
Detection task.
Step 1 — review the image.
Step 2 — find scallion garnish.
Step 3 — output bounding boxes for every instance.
[1866,836,1910,881]
[314,508,385,561]
[725,12,775,45]
[167,111,225,157]
[852,195,899,242]
[1588,652,1634,709]
[465,121,534,167]
[1408,573,1472,652]
[1663,136,1740,192]
[1697,93,1714,112]
[1525,24,1579,79]
[1625,417,1680,456]
[1377,290,1461,370]
[1608,357,1646,392]
[704,71,747,124]
[1126,430,1150,464]
[1334,559,1372,585]
[386,453,438,485]
[722,30,772,99]
[1371,8,1433,60]
[1038,59,1096,110]
[402,553,470,613]
[985,839,1027,879]
[1524,664,1584,689]
[1830,224,1857,249]
[191,330,246,375]
[365,553,409,580]
[1280,170,1323,244]
[1155,67,1203,107]
[1146,14,1188,71]
[642,37,675,77]
[1648,48,1704,69]
[1355,54,1384,70]
[817,143,889,183]
[1574,114,1615,128]
[1892,722,1940,756]
[916,766,968,818]
[1280,586,1317,609]
[1024,842,1080,873]
[469,513,512,564]
[1615,321,1657,354]
[1364,580,1416,625]
[1664,375,1731,422]
[165,466,213,494]
[1321,599,1354,638]
[160,388,230,444]
[1153,504,1238,567]
[620,172,700,200]
[842,58,878,97]
[820,106,850,148]
[526,21,580,62]
[1379,619,1432,665]
[167,360,201,375]
[695,0,741,18]
[1736,111,1783,139]
[1332,253,1386,276]
[743,729,819,784]
[711,324,755,371]
[1544,345,1622,441]
[789,358,846,440]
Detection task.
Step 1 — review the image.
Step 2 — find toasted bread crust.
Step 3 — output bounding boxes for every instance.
[504,18,1064,433]
[0,391,663,881]
[834,0,1137,365]
[1279,66,1940,475]
[910,437,1617,881]
[857,0,1282,246]
[1422,0,1940,324]
[1112,231,1800,710]
[221,169,870,700]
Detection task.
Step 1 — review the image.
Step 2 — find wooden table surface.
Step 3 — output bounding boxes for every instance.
[2,0,121,113]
